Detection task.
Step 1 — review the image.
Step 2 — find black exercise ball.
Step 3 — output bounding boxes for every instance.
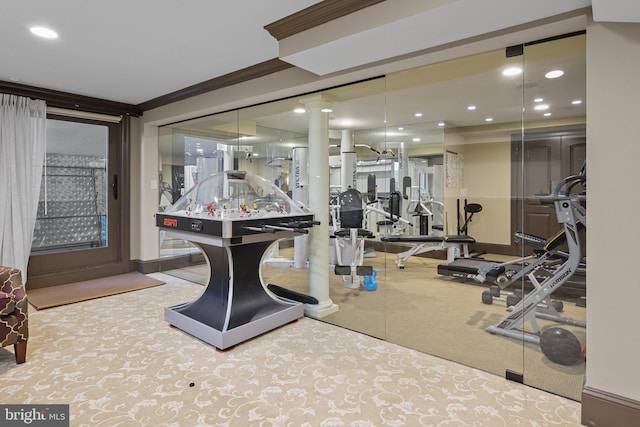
[540,327,583,366]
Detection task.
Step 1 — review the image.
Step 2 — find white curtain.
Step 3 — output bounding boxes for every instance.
[0,94,47,282]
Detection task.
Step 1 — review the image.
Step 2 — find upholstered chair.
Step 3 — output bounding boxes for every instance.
[0,266,28,363]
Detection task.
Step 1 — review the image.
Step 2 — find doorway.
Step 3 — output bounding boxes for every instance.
[26,114,130,288]
[511,132,586,254]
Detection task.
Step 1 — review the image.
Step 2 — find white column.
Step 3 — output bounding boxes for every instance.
[300,95,338,318]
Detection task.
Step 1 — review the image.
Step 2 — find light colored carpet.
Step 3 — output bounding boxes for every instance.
[27,272,165,310]
[261,249,586,402]
[0,273,582,426]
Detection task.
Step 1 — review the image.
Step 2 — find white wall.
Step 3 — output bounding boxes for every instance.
[586,19,640,401]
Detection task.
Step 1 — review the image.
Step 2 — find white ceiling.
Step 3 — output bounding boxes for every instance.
[1,1,638,108]
[0,0,321,105]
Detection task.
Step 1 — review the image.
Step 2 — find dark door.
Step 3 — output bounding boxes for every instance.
[511,132,585,254]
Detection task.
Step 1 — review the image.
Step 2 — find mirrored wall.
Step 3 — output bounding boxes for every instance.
[157,33,586,401]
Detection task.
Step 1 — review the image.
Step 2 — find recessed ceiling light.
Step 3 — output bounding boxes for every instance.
[545,70,564,79]
[534,104,549,111]
[321,108,332,113]
[534,98,544,103]
[413,138,421,142]
[397,127,404,131]
[414,112,423,117]
[294,108,306,113]
[485,117,493,122]
[502,67,522,76]
[30,26,58,39]
[571,99,583,105]
[438,122,445,127]
[467,105,476,111]
[544,113,552,117]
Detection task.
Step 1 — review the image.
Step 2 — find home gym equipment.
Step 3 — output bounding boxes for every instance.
[363,269,378,291]
[457,199,483,235]
[439,170,586,293]
[539,327,583,366]
[156,170,318,350]
[484,173,586,364]
[382,234,476,268]
[440,223,586,289]
[291,146,310,268]
[381,199,482,269]
[370,191,412,236]
[331,188,374,288]
[412,196,444,236]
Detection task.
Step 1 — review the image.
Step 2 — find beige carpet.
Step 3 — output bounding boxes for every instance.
[27,272,165,310]
[0,273,582,426]
[261,248,587,402]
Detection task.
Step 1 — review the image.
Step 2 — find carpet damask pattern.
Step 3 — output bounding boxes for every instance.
[0,274,581,426]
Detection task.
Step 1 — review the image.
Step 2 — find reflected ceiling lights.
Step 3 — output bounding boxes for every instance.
[502,67,522,76]
[30,26,58,39]
[545,70,564,78]
[321,108,332,113]
[544,113,552,117]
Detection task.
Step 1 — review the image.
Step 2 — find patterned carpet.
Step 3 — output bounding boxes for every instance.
[0,273,582,426]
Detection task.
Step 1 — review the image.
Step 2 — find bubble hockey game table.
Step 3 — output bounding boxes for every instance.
[156,171,316,350]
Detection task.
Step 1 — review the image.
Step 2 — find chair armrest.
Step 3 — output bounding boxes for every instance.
[0,292,16,315]
[0,266,25,295]
[0,266,27,314]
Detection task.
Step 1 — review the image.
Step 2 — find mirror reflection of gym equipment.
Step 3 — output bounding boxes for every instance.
[158,34,587,402]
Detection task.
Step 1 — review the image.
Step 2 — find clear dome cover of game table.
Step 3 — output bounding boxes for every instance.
[167,170,306,219]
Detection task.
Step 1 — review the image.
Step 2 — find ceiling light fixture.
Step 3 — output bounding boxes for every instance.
[485,117,493,122]
[294,108,306,113]
[467,105,476,110]
[321,108,332,113]
[571,99,583,105]
[502,67,522,76]
[534,104,549,111]
[397,127,404,131]
[30,26,58,39]
[414,112,423,117]
[544,113,552,117]
[534,98,544,103]
[438,122,445,127]
[413,138,421,142]
[545,70,564,79]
